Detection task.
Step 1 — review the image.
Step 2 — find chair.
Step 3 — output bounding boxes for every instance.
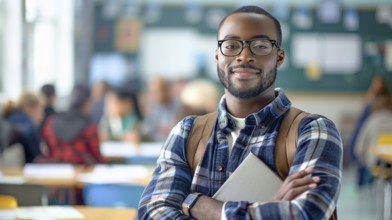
[0,183,48,206]
[83,184,145,208]
[0,195,18,208]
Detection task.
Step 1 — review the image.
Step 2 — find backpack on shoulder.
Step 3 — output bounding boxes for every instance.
[186,107,337,220]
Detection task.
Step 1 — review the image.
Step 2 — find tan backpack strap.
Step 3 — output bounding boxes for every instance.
[187,111,218,176]
[275,107,309,180]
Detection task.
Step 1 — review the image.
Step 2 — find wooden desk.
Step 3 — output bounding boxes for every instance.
[76,206,136,220]
[0,206,136,220]
[0,165,153,188]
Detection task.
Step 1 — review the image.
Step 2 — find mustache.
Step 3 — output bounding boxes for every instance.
[229,64,260,72]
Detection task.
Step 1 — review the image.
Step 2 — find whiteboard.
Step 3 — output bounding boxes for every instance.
[140,28,198,79]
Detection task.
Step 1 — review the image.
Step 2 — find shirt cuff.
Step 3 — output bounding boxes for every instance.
[221,202,227,220]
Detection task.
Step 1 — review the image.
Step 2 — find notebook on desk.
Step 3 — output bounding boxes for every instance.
[213,152,283,203]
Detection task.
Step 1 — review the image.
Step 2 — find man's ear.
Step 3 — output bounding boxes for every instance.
[215,48,219,64]
[276,49,285,67]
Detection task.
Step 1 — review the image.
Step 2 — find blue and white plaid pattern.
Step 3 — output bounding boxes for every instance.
[138,88,342,220]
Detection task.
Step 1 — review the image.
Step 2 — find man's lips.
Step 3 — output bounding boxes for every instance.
[231,68,260,79]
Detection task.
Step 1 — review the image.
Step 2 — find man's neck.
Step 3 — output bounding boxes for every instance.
[225,87,276,118]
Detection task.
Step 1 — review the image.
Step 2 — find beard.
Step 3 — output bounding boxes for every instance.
[217,64,277,99]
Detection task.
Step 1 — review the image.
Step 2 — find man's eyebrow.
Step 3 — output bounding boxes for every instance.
[222,35,240,40]
[252,35,271,39]
[222,35,272,40]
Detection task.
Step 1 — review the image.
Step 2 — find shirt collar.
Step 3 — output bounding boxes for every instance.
[217,88,291,130]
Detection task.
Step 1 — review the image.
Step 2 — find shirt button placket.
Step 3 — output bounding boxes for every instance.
[217,165,223,172]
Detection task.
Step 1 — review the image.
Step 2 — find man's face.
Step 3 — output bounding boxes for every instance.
[216,13,284,99]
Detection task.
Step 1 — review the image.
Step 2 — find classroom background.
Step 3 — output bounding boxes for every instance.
[0,0,392,219]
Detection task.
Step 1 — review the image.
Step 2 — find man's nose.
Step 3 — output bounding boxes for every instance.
[236,44,255,63]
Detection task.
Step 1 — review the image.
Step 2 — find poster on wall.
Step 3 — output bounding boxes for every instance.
[115,19,142,53]
[292,33,361,74]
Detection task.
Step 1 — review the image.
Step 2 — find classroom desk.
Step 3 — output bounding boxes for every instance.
[76,206,136,220]
[100,141,161,163]
[0,206,136,220]
[0,165,153,188]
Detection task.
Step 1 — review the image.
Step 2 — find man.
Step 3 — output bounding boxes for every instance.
[138,5,342,219]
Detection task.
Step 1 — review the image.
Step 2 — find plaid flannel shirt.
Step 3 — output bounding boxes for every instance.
[138,88,342,220]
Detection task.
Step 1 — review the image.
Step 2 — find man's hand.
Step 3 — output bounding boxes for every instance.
[273,167,320,201]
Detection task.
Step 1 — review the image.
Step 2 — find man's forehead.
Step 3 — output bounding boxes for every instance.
[218,12,276,39]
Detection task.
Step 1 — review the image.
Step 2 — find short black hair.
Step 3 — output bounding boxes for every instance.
[218,5,282,46]
[69,84,91,111]
[41,84,56,98]
[110,86,143,120]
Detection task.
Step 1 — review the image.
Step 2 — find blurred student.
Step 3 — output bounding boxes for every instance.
[142,77,181,142]
[177,79,222,119]
[90,80,110,124]
[42,84,106,165]
[349,75,389,186]
[99,86,142,144]
[40,84,57,127]
[354,94,392,174]
[2,91,44,163]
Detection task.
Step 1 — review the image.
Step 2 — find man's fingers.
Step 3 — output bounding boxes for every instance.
[286,167,313,181]
[283,183,318,200]
[287,176,320,189]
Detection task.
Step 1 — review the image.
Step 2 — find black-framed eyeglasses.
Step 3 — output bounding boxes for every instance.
[217,39,280,57]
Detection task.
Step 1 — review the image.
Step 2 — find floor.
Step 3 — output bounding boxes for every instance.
[338,166,381,220]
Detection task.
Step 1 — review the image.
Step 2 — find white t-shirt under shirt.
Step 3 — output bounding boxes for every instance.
[221,114,246,220]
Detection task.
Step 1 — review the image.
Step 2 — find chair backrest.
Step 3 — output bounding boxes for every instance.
[0,143,25,167]
[0,194,18,208]
[83,183,145,208]
[0,183,48,206]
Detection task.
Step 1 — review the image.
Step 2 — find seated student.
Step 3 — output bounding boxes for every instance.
[348,75,389,186]
[90,80,110,124]
[142,77,181,142]
[40,84,57,128]
[99,86,142,144]
[2,91,44,163]
[354,94,392,173]
[176,79,222,120]
[42,84,106,165]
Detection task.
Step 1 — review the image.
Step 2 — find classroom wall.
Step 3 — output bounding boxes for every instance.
[287,92,364,154]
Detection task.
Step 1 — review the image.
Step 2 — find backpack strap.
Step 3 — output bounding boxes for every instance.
[275,108,338,220]
[186,111,218,176]
[275,107,309,180]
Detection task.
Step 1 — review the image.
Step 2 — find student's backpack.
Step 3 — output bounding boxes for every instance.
[186,107,337,220]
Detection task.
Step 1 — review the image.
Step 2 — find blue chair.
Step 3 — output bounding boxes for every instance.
[83,184,145,208]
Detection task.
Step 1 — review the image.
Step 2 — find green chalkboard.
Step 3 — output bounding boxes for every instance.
[92,3,392,92]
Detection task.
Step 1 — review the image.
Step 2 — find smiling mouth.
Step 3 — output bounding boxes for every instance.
[231,68,260,79]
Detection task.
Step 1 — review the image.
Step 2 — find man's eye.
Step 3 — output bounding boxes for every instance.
[225,44,239,50]
[253,44,269,50]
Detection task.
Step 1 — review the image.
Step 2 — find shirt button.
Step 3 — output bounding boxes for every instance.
[261,125,265,129]
[217,165,223,172]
